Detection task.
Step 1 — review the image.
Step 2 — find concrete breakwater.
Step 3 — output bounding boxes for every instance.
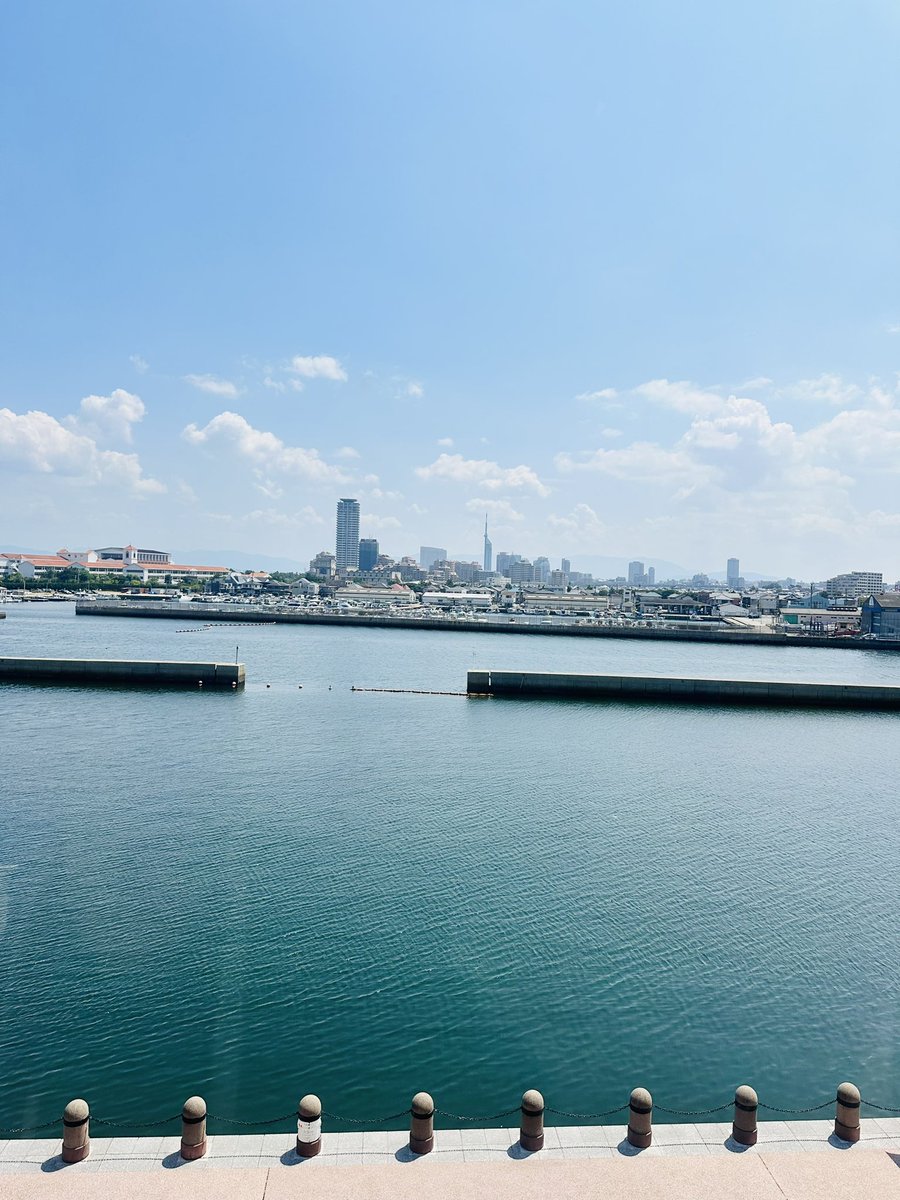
[468,669,900,710]
[73,598,900,650]
[0,656,245,689]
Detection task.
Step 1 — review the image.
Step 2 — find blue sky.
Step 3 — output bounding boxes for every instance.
[3,0,900,578]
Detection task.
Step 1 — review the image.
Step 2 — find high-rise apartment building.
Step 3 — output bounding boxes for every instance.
[335,498,360,571]
[561,558,571,575]
[826,571,883,600]
[647,566,655,586]
[420,546,448,570]
[533,556,550,583]
[483,517,492,573]
[358,538,379,572]
[628,560,645,586]
[496,552,521,578]
[727,558,740,588]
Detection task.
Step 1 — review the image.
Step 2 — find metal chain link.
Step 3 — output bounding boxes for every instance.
[655,1103,734,1116]
[207,1112,296,1127]
[0,1118,61,1134]
[321,1108,410,1126]
[435,1107,519,1123]
[758,1100,833,1115]
[545,1104,629,1119]
[93,1113,183,1129]
[861,1099,900,1114]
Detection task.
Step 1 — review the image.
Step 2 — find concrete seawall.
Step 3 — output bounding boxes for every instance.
[468,669,900,710]
[74,600,900,651]
[0,657,245,689]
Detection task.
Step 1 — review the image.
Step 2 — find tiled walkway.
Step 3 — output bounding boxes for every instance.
[1,1113,900,1190]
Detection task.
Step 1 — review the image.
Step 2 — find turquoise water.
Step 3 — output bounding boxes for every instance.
[1,603,898,1133]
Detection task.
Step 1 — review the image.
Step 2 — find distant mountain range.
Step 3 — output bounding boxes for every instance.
[175,549,309,571]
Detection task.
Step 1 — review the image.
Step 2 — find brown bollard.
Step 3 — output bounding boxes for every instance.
[180,1095,208,1160]
[409,1092,434,1155]
[627,1087,653,1149]
[61,1098,90,1163]
[296,1094,322,1158]
[834,1082,861,1143]
[519,1090,544,1151]
[732,1085,758,1146]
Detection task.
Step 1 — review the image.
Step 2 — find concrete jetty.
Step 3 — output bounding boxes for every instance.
[0,657,245,689]
[468,669,900,709]
[73,599,900,651]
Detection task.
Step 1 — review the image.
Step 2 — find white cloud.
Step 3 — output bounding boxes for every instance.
[182,411,348,482]
[289,355,347,382]
[263,376,286,393]
[547,503,606,541]
[635,378,725,416]
[406,381,424,398]
[129,354,149,374]
[361,513,402,531]
[415,452,550,497]
[336,446,361,459]
[66,388,146,444]
[0,407,164,494]
[777,374,863,406]
[555,441,719,487]
[885,324,900,335]
[207,506,326,529]
[600,427,623,439]
[465,497,524,522]
[184,373,241,398]
[436,436,454,447]
[576,387,618,403]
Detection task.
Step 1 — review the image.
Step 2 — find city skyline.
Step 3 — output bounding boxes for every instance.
[4,4,900,578]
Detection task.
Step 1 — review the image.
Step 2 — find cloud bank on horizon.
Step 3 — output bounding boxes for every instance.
[3,2,900,579]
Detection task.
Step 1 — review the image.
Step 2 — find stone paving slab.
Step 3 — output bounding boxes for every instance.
[1,1151,898,1200]
[0,1118,897,1178]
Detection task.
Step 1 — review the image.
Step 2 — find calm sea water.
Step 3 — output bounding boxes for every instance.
[1,602,898,1133]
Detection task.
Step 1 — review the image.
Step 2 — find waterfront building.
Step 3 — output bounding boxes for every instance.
[1,547,227,584]
[826,571,883,600]
[419,546,448,570]
[483,517,492,573]
[860,593,900,638]
[727,557,740,588]
[334,582,416,606]
[422,590,492,608]
[309,550,336,577]
[335,499,360,571]
[628,560,645,586]
[358,538,379,572]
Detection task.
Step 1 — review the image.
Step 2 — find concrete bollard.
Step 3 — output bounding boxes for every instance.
[296,1094,322,1158]
[61,1098,90,1164]
[627,1087,653,1148]
[834,1082,861,1143]
[180,1095,208,1160]
[409,1092,435,1155]
[519,1090,544,1151]
[732,1085,758,1146]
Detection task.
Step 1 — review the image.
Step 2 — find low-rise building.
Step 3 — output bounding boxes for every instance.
[860,593,900,638]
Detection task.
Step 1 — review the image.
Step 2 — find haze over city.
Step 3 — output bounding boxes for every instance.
[3,2,900,578]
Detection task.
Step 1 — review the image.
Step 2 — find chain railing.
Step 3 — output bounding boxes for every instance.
[4,1090,897,1137]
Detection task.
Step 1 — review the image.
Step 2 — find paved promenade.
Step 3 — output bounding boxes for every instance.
[2,1119,898,1198]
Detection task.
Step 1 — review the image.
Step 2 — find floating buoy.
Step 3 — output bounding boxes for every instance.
[266,684,271,688]
[298,685,303,689]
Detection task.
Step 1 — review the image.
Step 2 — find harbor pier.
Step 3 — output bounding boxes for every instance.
[0,657,245,689]
[467,669,900,709]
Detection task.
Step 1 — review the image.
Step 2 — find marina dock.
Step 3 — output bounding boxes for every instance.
[0,657,245,689]
[467,669,900,709]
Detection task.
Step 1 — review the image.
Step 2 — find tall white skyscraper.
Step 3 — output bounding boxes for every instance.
[335,498,360,571]
[483,516,492,573]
